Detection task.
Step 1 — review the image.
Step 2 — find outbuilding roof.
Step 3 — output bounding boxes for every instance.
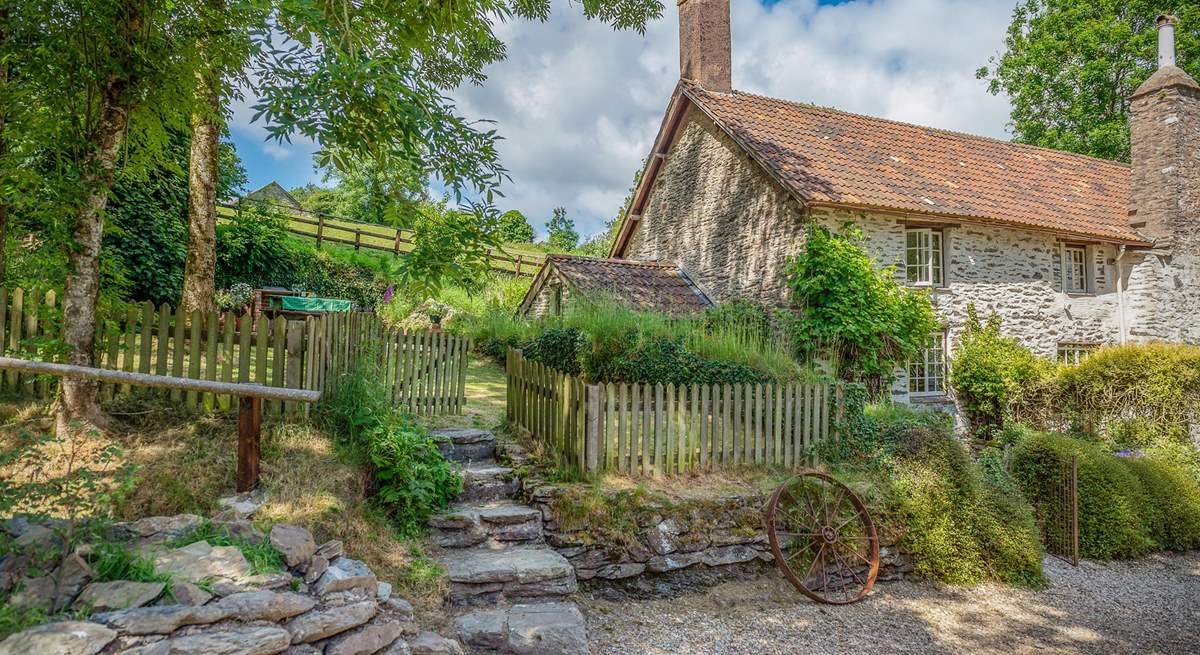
[613,82,1150,256]
[518,254,713,317]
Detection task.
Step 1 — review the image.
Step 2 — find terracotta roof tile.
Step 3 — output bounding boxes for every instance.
[544,254,712,316]
[685,84,1147,244]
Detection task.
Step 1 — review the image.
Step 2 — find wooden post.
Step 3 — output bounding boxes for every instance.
[586,384,601,475]
[354,229,361,250]
[515,255,523,276]
[237,396,263,492]
[316,214,325,248]
[394,230,403,255]
[285,320,303,414]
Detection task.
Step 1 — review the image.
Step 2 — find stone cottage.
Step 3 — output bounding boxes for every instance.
[522,4,1200,406]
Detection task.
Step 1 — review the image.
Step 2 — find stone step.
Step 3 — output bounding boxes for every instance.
[441,547,577,607]
[454,602,588,655]
[432,428,497,465]
[460,465,520,504]
[429,502,543,549]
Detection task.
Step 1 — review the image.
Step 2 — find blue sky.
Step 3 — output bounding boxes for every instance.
[228,0,1016,240]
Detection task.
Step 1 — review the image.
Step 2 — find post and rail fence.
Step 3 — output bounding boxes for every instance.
[505,348,846,477]
[219,201,546,278]
[0,287,470,416]
[0,357,321,492]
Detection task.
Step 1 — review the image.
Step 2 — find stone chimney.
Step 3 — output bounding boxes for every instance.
[1128,14,1200,243]
[678,0,732,93]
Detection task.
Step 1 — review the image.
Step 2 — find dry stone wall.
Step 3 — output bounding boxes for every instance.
[0,507,464,655]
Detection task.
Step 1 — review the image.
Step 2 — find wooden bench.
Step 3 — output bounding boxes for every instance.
[0,357,321,492]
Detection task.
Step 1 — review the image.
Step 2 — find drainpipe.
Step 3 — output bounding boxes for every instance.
[1116,245,1129,344]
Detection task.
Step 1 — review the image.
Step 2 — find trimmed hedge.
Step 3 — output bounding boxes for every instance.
[1009,431,1200,559]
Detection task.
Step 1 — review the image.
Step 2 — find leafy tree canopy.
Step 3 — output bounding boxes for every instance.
[545,206,579,252]
[497,209,535,243]
[979,1,1200,161]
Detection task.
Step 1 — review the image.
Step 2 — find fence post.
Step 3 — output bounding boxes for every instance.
[237,396,263,492]
[834,383,845,438]
[354,229,361,250]
[285,320,303,414]
[586,384,601,475]
[316,214,325,248]
[394,230,403,255]
[515,255,523,276]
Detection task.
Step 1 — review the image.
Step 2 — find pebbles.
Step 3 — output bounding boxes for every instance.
[586,552,1200,655]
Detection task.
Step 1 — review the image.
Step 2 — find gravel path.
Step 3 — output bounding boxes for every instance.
[584,553,1200,654]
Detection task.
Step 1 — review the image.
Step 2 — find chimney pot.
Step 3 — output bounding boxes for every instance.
[1157,14,1178,68]
[678,0,732,93]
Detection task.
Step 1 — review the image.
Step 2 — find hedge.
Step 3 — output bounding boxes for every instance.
[1009,431,1200,559]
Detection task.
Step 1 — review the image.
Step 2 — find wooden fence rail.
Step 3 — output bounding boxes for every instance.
[0,288,469,415]
[505,348,845,477]
[219,202,546,278]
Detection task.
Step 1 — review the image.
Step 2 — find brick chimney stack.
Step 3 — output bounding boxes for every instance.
[678,0,732,93]
[1128,14,1200,243]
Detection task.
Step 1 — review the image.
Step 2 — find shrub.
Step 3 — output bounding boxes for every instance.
[318,352,462,537]
[598,334,769,386]
[1009,432,1154,559]
[522,328,583,375]
[1122,457,1200,551]
[785,225,939,388]
[949,306,1052,437]
[884,430,1044,587]
[460,306,537,363]
[215,207,296,290]
[1016,342,1200,447]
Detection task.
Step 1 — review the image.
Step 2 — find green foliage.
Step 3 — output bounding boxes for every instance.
[497,210,536,243]
[0,603,47,640]
[545,207,579,252]
[785,225,938,388]
[883,430,1045,587]
[522,328,584,375]
[398,202,504,296]
[949,305,1052,437]
[979,1,1200,162]
[166,520,285,575]
[215,207,296,290]
[1123,457,1200,552]
[1009,431,1154,559]
[89,540,171,584]
[318,352,462,537]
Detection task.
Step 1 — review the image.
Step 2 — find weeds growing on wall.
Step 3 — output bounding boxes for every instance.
[318,352,462,537]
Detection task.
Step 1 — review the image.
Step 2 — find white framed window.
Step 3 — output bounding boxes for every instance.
[909,333,947,396]
[905,228,944,286]
[1064,246,1088,293]
[1057,343,1096,365]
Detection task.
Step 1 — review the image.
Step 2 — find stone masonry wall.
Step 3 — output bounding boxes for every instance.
[524,268,569,318]
[1124,82,1200,344]
[624,107,807,309]
[622,107,1128,405]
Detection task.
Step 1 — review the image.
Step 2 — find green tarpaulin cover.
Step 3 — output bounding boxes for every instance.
[278,296,353,312]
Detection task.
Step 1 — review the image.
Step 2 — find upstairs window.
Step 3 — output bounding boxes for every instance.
[909,333,947,396]
[1064,246,1088,294]
[905,228,943,287]
[1057,343,1096,365]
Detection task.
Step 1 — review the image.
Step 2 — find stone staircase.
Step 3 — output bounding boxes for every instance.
[430,428,588,655]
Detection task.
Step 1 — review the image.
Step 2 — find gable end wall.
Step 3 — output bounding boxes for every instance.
[624,108,806,308]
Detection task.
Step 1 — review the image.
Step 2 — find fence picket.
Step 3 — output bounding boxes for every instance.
[204,312,219,410]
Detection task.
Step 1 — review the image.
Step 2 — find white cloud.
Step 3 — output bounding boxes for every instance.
[451,0,1016,240]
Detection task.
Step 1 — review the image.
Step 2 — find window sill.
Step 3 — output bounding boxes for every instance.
[1063,291,1095,298]
[909,394,952,404]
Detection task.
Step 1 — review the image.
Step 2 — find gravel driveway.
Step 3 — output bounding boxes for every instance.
[584,552,1200,654]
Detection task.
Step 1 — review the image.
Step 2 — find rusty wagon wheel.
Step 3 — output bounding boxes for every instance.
[765,471,880,604]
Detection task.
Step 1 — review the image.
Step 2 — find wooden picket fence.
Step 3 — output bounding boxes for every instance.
[506,348,845,476]
[0,287,469,415]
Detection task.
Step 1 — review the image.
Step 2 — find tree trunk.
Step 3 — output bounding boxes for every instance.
[56,82,134,435]
[181,66,220,315]
[0,9,9,285]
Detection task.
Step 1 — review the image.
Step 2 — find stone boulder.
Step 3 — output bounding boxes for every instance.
[314,557,377,596]
[73,580,165,612]
[408,631,464,655]
[325,619,404,655]
[269,524,316,568]
[93,603,230,635]
[285,600,377,643]
[152,541,251,583]
[0,621,115,655]
[121,625,291,655]
[214,590,316,622]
